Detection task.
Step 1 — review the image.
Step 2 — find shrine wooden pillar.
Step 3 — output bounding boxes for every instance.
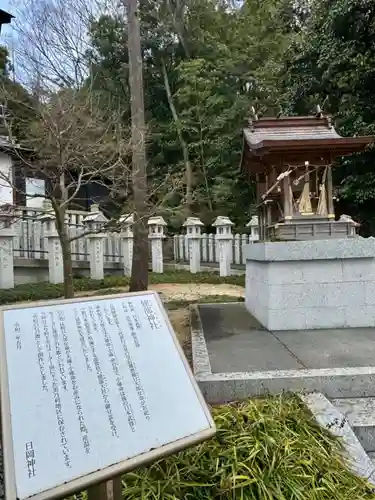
[327,166,335,219]
[265,200,272,231]
[283,176,292,220]
[260,205,265,240]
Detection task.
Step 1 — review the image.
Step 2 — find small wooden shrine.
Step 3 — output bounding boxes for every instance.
[241,113,374,240]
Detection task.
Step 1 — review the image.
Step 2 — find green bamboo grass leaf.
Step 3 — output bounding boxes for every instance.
[108,395,375,499]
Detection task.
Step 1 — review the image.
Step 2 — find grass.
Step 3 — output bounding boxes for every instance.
[121,395,375,499]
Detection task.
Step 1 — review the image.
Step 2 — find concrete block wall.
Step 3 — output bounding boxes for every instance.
[245,238,375,331]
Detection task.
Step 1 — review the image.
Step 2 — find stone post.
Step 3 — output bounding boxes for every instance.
[339,214,360,237]
[213,216,234,277]
[38,210,64,284]
[148,216,167,273]
[183,217,204,274]
[120,214,134,277]
[0,209,16,289]
[247,215,260,242]
[83,204,108,280]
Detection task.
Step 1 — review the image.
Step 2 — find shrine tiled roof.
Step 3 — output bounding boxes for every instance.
[240,115,374,175]
[244,120,341,148]
[243,116,344,150]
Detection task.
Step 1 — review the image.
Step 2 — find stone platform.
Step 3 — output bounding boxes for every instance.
[244,237,375,330]
[191,302,375,404]
[199,303,375,373]
[191,302,375,483]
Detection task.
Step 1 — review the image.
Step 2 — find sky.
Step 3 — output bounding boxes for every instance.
[1,0,11,11]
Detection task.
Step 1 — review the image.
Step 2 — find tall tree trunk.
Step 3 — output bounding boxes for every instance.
[61,228,74,299]
[54,206,74,298]
[161,59,193,215]
[127,0,149,292]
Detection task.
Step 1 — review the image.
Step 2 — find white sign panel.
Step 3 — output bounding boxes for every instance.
[0,292,215,500]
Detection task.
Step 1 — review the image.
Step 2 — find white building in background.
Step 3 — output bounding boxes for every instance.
[25,178,46,208]
[0,9,45,211]
[0,136,46,209]
[0,143,13,205]
[0,9,14,35]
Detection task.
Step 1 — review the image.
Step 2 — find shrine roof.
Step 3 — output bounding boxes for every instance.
[244,116,342,147]
[241,115,374,174]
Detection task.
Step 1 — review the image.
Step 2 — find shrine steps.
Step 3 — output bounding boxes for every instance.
[369,452,375,467]
[302,393,375,485]
[331,397,375,455]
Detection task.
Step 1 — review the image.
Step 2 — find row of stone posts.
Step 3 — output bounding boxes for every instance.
[0,204,259,288]
[182,215,258,276]
[0,204,173,288]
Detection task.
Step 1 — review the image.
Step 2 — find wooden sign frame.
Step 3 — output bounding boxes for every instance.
[0,291,216,500]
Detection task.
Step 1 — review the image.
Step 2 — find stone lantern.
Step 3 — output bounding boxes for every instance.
[148,216,167,273]
[83,204,108,280]
[246,215,260,242]
[83,204,108,232]
[38,201,57,238]
[213,216,234,277]
[0,206,16,288]
[37,206,63,284]
[119,213,134,277]
[183,216,204,274]
[338,214,360,237]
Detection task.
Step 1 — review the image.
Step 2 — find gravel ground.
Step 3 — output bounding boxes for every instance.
[76,282,245,302]
[151,283,244,302]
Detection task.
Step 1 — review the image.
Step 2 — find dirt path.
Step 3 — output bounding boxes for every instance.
[149,283,244,301]
[77,282,244,301]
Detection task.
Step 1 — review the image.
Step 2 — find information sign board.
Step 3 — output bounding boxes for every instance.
[0,291,215,500]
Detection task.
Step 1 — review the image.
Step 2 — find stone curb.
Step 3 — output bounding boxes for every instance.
[190,304,375,403]
[301,392,375,487]
[190,305,212,377]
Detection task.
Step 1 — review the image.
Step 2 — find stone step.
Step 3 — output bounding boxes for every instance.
[331,397,375,453]
[368,451,375,467]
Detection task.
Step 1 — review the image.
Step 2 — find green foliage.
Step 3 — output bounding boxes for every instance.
[6,0,375,233]
[0,45,36,141]
[0,271,244,305]
[87,0,293,228]
[121,394,375,499]
[0,45,9,77]
[282,0,375,233]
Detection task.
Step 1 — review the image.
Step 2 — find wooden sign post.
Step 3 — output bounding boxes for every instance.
[87,477,122,500]
[0,291,215,500]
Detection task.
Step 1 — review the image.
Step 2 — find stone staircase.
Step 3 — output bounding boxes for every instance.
[331,397,375,466]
